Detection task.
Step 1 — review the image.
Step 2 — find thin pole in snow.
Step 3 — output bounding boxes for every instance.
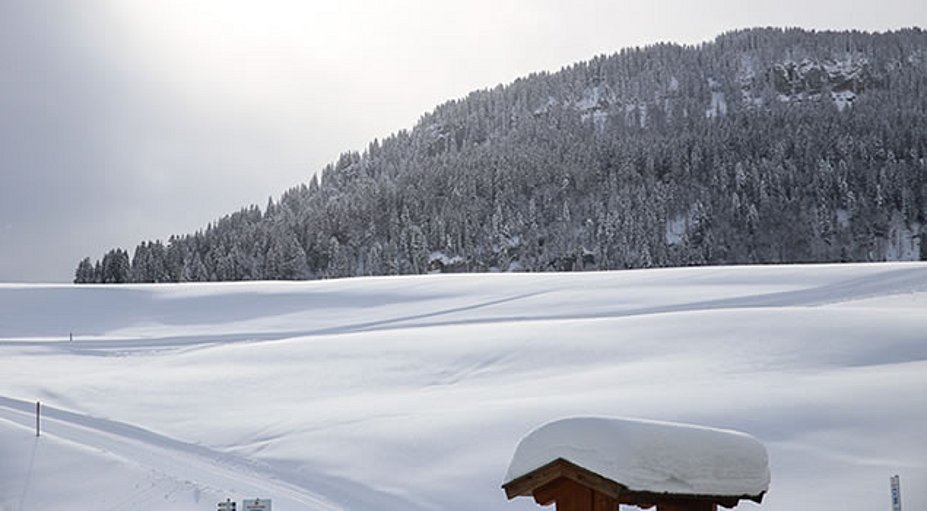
[35,401,40,437]
[891,475,902,511]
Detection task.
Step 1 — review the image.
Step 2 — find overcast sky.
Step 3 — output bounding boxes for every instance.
[2,0,925,282]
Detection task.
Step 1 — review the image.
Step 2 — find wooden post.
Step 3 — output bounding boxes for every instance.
[36,401,40,437]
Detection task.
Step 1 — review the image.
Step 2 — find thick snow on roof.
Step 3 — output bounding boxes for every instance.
[504,417,770,498]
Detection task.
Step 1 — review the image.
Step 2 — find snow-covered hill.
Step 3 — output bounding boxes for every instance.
[2,263,926,511]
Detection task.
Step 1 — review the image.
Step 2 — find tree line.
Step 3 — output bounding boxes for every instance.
[75,27,927,284]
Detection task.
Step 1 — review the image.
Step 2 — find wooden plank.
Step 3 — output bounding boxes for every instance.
[533,477,570,506]
[593,489,617,511]
[535,478,595,511]
[504,459,569,499]
[559,461,624,501]
[531,476,619,511]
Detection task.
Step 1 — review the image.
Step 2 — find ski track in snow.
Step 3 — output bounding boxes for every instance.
[0,396,340,511]
[3,264,925,356]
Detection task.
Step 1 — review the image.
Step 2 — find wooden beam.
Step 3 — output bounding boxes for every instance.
[504,458,626,501]
[562,461,624,501]
[504,459,572,499]
[534,477,570,506]
[619,489,761,507]
[655,501,716,511]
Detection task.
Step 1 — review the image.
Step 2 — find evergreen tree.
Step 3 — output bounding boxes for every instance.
[74,257,95,284]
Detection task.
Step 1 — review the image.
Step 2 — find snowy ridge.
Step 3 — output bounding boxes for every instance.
[2,263,927,511]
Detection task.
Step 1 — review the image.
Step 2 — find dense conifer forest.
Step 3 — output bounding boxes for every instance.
[75,27,927,283]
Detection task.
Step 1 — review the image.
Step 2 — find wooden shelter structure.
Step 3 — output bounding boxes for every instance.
[501,418,769,511]
[503,457,763,511]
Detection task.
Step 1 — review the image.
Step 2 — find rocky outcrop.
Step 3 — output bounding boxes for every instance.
[770,58,876,109]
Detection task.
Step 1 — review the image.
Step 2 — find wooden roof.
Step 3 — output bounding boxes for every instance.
[502,458,764,509]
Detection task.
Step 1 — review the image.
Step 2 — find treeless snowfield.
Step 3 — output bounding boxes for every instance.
[1,263,925,511]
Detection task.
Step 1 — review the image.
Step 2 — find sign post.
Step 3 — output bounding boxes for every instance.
[890,475,901,511]
[242,498,272,511]
[35,401,40,437]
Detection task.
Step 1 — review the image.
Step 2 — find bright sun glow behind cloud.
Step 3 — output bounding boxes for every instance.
[101,1,327,112]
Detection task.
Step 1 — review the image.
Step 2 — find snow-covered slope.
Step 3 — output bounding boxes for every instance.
[2,263,926,511]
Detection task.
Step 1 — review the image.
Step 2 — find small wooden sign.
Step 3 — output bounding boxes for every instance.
[242,498,271,511]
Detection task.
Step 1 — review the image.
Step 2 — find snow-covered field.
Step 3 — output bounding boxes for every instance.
[1,263,925,511]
